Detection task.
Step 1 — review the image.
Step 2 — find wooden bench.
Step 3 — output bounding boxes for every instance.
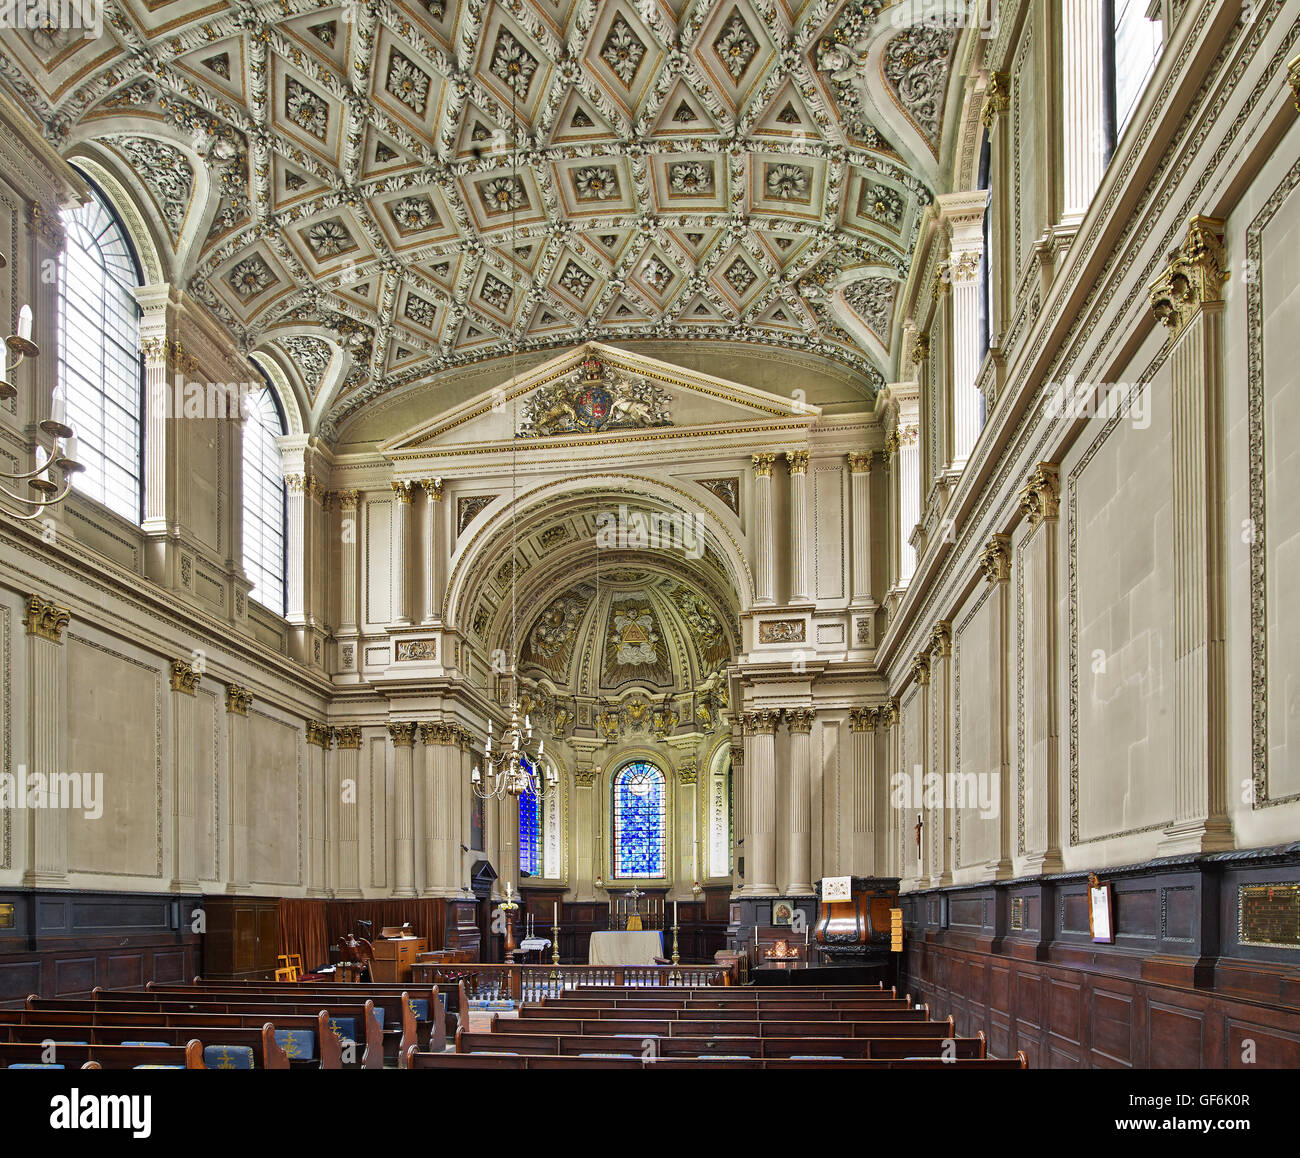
[491,1015,958,1040]
[0,1037,204,1070]
[29,995,386,1068]
[525,1003,918,1021]
[408,1048,1027,1070]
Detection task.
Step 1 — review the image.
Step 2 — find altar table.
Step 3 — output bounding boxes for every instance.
[587,930,664,966]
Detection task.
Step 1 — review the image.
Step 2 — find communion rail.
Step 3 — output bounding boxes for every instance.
[410,963,729,1003]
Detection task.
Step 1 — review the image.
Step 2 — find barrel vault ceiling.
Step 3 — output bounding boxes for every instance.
[0,0,961,440]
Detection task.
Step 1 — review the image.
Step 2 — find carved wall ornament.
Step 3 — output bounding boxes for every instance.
[169,659,201,696]
[1148,216,1228,336]
[950,251,981,282]
[1018,462,1061,526]
[517,356,671,437]
[677,757,698,785]
[843,277,898,345]
[338,490,359,510]
[458,495,494,533]
[225,685,253,715]
[981,72,1011,128]
[697,477,739,514]
[27,201,64,249]
[978,533,1012,583]
[751,453,777,478]
[395,638,437,661]
[24,594,70,642]
[931,262,950,300]
[880,24,958,146]
[785,450,809,474]
[758,619,806,644]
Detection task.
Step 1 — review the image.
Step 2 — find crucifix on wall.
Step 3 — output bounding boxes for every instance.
[915,813,924,868]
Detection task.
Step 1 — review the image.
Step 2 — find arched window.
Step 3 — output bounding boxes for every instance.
[519,786,540,878]
[57,181,143,522]
[612,760,666,879]
[242,383,287,614]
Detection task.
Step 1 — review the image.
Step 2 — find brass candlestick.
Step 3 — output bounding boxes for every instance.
[671,920,680,965]
[551,922,560,965]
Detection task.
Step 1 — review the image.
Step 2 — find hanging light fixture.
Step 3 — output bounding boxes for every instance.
[0,302,84,521]
[471,73,554,805]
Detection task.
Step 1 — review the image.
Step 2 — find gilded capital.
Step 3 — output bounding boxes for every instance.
[335,725,362,749]
[786,707,815,733]
[24,594,70,643]
[1018,462,1060,526]
[785,450,809,475]
[169,659,201,696]
[930,262,950,301]
[929,621,952,658]
[306,721,334,748]
[391,480,413,503]
[225,684,253,715]
[729,742,744,766]
[847,452,872,474]
[911,651,931,686]
[910,333,930,365]
[285,474,305,495]
[1148,216,1228,336]
[575,767,599,786]
[421,478,445,501]
[884,430,901,458]
[752,453,776,478]
[388,721,417,747]
[981,71,1011,128]
[338,489,360,510]
[677,758,698,785]
[849,706,878,732]
[978,533,1012,583]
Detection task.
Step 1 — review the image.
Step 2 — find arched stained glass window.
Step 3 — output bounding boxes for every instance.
[57,182,143,522]
[612,760,666,879]
[519,787,540,878]
[242,383,287,614]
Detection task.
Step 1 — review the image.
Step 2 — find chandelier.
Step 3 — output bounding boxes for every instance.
[469,80,554,805]
[0,304,84,521]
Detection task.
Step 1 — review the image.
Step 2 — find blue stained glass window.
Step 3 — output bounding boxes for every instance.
[519,787,540,877]
[613,761,666,879]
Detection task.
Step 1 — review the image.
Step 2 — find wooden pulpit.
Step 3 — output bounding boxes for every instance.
[813,876,899,961]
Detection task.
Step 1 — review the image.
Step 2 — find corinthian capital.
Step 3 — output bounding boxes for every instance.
[752,453,776,478]
[1018,462,1060,527]
[1148,216,1228,336]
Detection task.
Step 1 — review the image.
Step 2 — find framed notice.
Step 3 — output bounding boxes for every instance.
[822,876,852,903]
[1088,876,1114,944]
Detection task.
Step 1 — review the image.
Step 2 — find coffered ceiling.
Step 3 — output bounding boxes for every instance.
[0,0,963,440]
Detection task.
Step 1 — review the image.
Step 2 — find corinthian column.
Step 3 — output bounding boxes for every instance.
[391,481,412,627]
[169,659,201,891]
[785,708,814,894]
[23,596,70,886]
[850,707,878,875]
[744,709,780,894]
[752,455,776,605]
[420,723,452,896]
[420,479,444,625]
[284,474,306,622]
[389,722,417,897]
[938,192,991,467]
[1149,217,1233,853]
[785,452,811,603]
[334,726,363,897]
[848,454,873,608]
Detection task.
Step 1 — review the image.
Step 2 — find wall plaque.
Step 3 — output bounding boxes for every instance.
[1238,883,1300,949]
[1009,895,1025,932]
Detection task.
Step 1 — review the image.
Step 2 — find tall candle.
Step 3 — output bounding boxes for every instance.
[674,900,678,926]
[17,304,32,343]
[552,901,557,924]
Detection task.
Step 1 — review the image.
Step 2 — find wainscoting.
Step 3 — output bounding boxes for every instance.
[899,843,1300,1068]
[0,889,202,1007]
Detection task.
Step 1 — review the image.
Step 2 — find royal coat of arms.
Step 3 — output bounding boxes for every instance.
[516,355,672,438]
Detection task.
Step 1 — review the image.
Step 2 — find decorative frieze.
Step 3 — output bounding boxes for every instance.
[1018,462,1061,527]
[1148,216,1228,337]
[24,594,70,643]
[758,619,806,644]
[169,659,201,696]
[225,685,253,715]
[395,638,437,661]
[978,533,1012,583]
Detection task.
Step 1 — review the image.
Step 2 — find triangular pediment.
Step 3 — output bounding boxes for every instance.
[381,342,818,455]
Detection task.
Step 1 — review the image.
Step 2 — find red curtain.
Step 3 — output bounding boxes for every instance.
[274,898,448,969]
[276,898,329,968]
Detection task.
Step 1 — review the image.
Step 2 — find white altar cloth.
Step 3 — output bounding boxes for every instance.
[587,930,664,966]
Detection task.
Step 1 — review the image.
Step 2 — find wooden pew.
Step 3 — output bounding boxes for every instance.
[0,1010,342,1068]
[29,995,385,1069]
[0,1038,203,1070]
[407,1047,1028,1070]
[135,982,445,1055]
[490,1015,959,1041]
[524,1004,920,1021]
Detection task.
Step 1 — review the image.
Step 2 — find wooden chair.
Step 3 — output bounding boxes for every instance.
[274,965,299,982]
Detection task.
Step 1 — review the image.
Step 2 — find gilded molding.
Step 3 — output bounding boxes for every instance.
[978,533,1012,583]
[421,477,445,501]
[169,659,201,696]
[981,71,1010,128]
[306,721,334,748]
[786,706,815,733]
[751,453,776,478]
[847,451,872,474]
[1288,54,1299,112]
[1148,215,1228,335]
[225,685,253,715]
[392,480,413,503]
[1018,462,1060,526]
[388,721,417,746]
[335,725,362,749]
[785,450,809,474]
[24,594,70,643]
